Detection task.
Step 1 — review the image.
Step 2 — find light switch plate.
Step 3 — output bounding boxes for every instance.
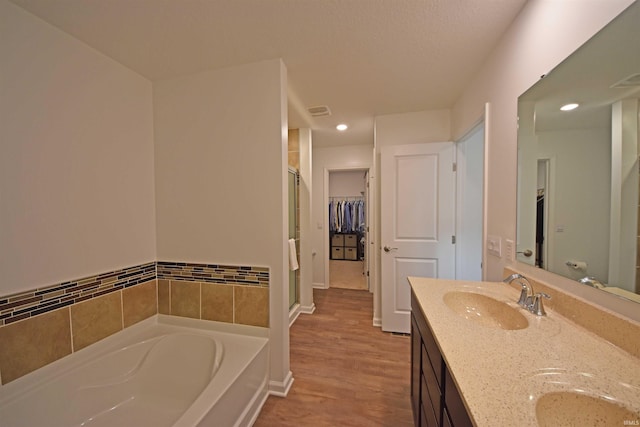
[487,235,502,257]
[505,239,515,262]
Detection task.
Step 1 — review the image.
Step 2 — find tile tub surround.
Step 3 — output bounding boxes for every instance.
[409,277,640,426]
[504,267,640,359]
[0,261,270,384]
[0,279,157,384]
[158,279,269,328]
[156,261,270,327]
[0,262,156,327]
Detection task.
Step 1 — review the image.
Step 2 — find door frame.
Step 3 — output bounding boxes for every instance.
[323,167,372,292]
[455,103,490,280]
[455,116,486,281]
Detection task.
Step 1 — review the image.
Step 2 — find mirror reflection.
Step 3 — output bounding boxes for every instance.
[516,1,640,303]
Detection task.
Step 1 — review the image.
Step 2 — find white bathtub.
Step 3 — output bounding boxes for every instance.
[0,315,269,427]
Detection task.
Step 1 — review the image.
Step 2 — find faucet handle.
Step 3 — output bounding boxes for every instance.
[531,292,551,316]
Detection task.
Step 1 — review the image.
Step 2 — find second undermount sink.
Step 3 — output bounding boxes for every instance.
[536,391,640,426]
[443,291,529,330]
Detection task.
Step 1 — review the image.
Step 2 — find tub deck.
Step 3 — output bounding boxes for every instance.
[0,315,269,427]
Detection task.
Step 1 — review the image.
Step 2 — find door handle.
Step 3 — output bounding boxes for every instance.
[383,246,398,252]
[517,249,533,257]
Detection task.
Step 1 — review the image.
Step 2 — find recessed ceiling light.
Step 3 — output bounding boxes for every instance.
[336,124,348,131]
[560,103,579,111]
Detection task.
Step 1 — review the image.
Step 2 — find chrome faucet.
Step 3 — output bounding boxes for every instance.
[579,276,605,289]
[502,273,551,316]
[503,273,533,308]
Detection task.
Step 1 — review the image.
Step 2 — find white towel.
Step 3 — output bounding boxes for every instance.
[288,239,299,271]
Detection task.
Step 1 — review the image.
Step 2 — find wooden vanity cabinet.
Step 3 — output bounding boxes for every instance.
[411,290,473,427]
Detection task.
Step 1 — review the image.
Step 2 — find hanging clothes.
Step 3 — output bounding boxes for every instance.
[329,197,365,233]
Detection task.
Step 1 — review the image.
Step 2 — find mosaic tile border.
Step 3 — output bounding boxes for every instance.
[0,262,156,326]
[0,261,270,327]
[156,261,269,287]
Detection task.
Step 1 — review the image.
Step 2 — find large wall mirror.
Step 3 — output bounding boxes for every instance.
[517,1,640,304]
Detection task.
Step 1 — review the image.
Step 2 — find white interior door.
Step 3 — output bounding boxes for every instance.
[381,142,456,333]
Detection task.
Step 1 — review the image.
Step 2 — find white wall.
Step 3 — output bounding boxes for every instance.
[329,171,366,197]
[375,110,451,148]
[153,59,291,392]
[452,0,637,318]
[312,145,373,288]
[0,0,156,296]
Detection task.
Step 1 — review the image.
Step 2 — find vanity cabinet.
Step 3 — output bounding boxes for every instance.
[411,290,473,427]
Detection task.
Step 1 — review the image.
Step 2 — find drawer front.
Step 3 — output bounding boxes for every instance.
[411,317,422,425]
[421,343,441,424]
[331,247,344,259]
[421,374,439,427]
[422,320,443,388]
[331,234,345,246]
[344,247,358,260]
[344,234,358,247]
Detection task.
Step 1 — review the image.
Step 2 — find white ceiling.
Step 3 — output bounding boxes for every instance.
[10,0,528,147]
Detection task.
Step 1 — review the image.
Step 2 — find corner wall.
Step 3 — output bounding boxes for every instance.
[153,59,291,393]
[0,0,157,297]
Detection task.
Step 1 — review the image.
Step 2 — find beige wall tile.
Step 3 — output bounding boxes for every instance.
[288,151,300,170]
[71,291,123,351]
[234,285,269,327]
[0,308,72,384]
[288,128,299,151]
[201,283,233,323]
[158,279,170,314]
[170,280,200,319]
[122,280,157,328]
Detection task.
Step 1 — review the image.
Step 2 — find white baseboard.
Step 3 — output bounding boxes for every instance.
[288,304,301,327]
[268,370,294,397]
[299,303,316,314]
[312,282,327,289]
[372,317,382,327]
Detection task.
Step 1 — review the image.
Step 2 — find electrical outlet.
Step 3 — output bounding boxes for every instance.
[487,235,502,257]
[505,239,515,262]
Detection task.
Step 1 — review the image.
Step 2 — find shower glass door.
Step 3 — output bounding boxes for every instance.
[288,169,298,310]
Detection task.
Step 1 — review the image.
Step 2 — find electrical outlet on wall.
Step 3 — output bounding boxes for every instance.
[487,235,502,257]
[505,239,515,262]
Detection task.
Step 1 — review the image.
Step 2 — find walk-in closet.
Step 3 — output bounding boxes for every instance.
[328,170,368,290]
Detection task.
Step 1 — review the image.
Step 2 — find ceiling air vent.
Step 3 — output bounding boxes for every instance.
[307,105,331,117]
[611,73,640,88]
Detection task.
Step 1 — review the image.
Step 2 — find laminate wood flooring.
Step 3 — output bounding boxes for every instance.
[254,288,413,427]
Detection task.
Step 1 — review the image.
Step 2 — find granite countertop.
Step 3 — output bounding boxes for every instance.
[408,277,640,426]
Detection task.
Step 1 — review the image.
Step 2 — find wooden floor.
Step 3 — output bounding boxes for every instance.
[254,288,413,427]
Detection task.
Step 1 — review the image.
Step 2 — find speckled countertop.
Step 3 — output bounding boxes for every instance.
[408,277,640,426]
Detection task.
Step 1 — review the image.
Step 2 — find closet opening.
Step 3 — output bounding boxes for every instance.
[327,169,369,291]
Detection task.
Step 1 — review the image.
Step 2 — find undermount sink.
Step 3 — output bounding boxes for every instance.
[443,291,528,330]
[536,391,640,426]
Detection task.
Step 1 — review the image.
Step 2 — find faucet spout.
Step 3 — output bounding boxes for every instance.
[503,273,533,308]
